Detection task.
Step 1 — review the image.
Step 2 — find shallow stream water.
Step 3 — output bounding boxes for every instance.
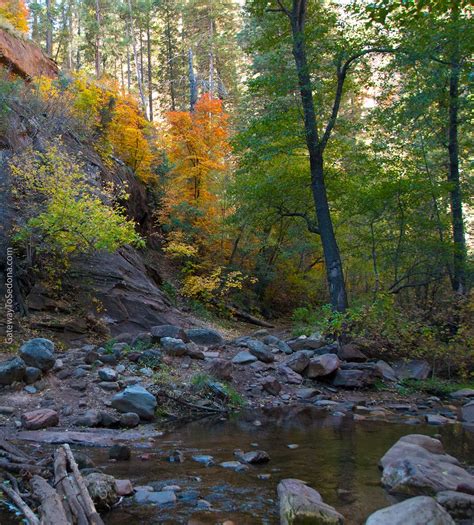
[2,408,474,524]
[99,408,474,524]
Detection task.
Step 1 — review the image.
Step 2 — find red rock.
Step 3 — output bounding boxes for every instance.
[21,409,59,430]
[114,479,134,496]
[0,28,58,80]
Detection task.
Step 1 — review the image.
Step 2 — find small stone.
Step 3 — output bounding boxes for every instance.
[111,385,157,420]
[186,328,224,346]
[426,414,453,425]
[258,474,271,480]
[219,461,249,472]
[24,385,37,394]
[120,412,140,427]
[109,445,131,461]
[25,367,42,384]
[169,450,185,463]
[100,412,121,428]
[85,473,118,509]
[75,409,102,427]
[135,490,176,505]
[0,357,26,385]
[192,455,214,466]
[196,499,212,510]
[115,479,134,496]
[261,376,281,396]
[0,406,15,415]
[21,409,59,430]
[150,325,188,343]
[99,381,120,391]
[232,351,257,365]
[235,449,270,464]
[98,367,118,382]
[163,485,181,492]
[287,444,299,449]
[206,359,233,380]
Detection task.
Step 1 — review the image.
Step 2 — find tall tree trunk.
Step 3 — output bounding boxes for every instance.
[188,48,198,111]
[94,0,101,76]
[46,0,53,55]
[288,3,348,312]
[127,0,148,117]
[447,2,466,294]
[165,14,176,110]
[146,20,153,121]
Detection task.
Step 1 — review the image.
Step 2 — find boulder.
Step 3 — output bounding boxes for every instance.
[283,351,311,373]
[245,339,275,363]
[21,409,59,430]
[263,336,293,354]
[19,338,55,371]
[185,328,224,346]
[277,365,303,385]
[460,400,474,423]
[375,360,398,382]
[85,473,118,509]
[365,496,454,525]
[393,359,431,380]
[98,367,118,382]
[150,325,188,343]
[337,343,367,362]
[0,356,26,385]
[25,366,42,384]
[232,351,257,365]
[111,385,157,420]
[261,376,281,396]
[380,434,474,496]
[436,490,474,521]
[100,412,121,428]
[186,343,205,360]
[332,369,371,388]
[206,358,234,380]
[160,337,188,356]
[137,349,162,367]
[450,388,474,400]
[278,478,344,525]
[286,336,326,352]
[306,354,341,379]
[74,410,102,427]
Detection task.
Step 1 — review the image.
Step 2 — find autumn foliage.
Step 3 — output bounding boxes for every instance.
[33,73,156,183]
[163,94,231,238]
[0,0,28,32]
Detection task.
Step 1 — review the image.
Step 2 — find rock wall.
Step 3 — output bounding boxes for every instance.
[0,28,58,80]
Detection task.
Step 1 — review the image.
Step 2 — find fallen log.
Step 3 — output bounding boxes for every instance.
[31,475,68,525]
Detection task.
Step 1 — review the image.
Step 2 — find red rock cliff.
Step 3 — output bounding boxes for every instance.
[0,28,58,80]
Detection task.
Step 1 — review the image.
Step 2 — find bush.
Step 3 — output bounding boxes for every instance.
[10,141,144,282]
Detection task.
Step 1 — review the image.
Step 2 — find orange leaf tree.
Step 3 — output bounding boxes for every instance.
[164,94,231,244]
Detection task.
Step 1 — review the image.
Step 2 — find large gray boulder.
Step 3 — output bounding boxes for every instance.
[393,359,431,380]
[278,478,344,525]
[333,363,381,388]
[306,354,341,378]
[460,400,474,423]
[286,335,326,352]
[111,385,157,420]
[185,328,224,346]
[365,496,455,525]
[0,356,26,385]
[150,325,188,343]
[283,351,311,373]
[160,337,188,356]
[436,490,474,522]
[19,338,55,371]
[380,434,474,496]
[245,339,275,363]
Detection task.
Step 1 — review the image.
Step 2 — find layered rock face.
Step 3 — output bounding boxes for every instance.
[0,28,58,79]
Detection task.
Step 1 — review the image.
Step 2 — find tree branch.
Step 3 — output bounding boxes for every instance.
[320,47,398,150]
[276,207,320,234]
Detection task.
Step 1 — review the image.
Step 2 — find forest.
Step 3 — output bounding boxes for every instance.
[0,1,473,522]
[1,0,471,367]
